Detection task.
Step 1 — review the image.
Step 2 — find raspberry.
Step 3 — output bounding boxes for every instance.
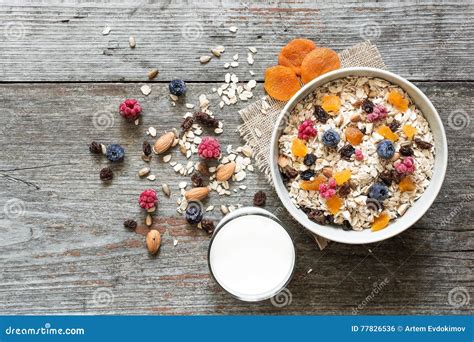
[106,144,125,162]
[354,149,364,161]
[367,104,388,122]
[394,156,416,174]
[119,99,142,120]
[319,178,337,199]
[297,120,317,140]
[198,137,221,159]
[139,189,158,210]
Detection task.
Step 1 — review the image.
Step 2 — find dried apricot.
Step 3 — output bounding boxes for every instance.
[264,65,301,101]
[399,176,416,192]
[300,175,327,191]
[376,125,399,142]
[371,212,390,231]
[291,138,307,157]
[333,169,352,185]
[326,195,342,215]
[278,38,317,75]
[402,125,417,140]
[387,90,409,112]
[321,94,341,114]
[345,126,364,146]
[300,47,341,84]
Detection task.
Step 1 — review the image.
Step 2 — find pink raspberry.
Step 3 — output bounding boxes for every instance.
[319,178,337,199]
[354,149,364,161]
[139,189,157,210]
[119,99,142,120]
[297,120,317,140]
[198,137,221,159]
[367,104,388,122]
[394,156,415,174]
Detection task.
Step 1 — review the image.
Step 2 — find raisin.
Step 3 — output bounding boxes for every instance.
[338,183,352,197]
[361,99,374,113]
[253,191,267,207]
[89,141,102,154]
[142,141,152,156]
[200,219,215,234]
[342,220,352,231]
[99,167,113,181]
[313,105,329,123]
[300,170,315,181]
[282,166,298,179]
[194,111,220,128]
[302,207,327,225]
[191,173,204,187]
[303,153,317,166]
[388,120,401,132]
[181,116,194,131]
[123,219,137,230]
[379,170,395,186]
[399,144,414,156]
[414,138,433,150]
[339,144,355,160]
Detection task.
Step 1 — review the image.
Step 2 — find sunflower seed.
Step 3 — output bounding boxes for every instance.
[138,167,150,177]
[162,184,171,197]
[200,55,212,64]
[147,69,159,79]
[145,214,153,226]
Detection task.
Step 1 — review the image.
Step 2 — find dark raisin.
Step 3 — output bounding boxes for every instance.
[414,138,433,150]
[194,111,220,128]
[313,105,329,123]
[399,144,414,156]
[379,170,395,186]
[338,183,352,197]
[388,120,401,132]
[339,144,355,160]
[361,99,374,113]
[89,141,102,154]
[300,170,315,181]
[99,167,113,181]
[200,219,215,234]
[142,141,152,156]
[123,219,137,230]
[342,220,352,231]
[191,173,204,187]
[303,153,317,166]
[304,208,327,225]
[181,117,194,131]
[366,198,384,212]
[253,191,267,207]
[282,166,298,179]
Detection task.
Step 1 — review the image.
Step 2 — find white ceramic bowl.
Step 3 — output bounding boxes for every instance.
[270,67,448,244]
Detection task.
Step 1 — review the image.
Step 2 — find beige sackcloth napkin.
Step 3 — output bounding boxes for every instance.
[238,41,386,250]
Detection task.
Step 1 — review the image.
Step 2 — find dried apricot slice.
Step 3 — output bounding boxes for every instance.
[300,175,327,191]
[387,90,409,112]
[399,176,416,192]
[326,195,342,215]
[371,212,390,231]
[300,47,341,84]
[376,125,399,142]
[291,138,307,157]
[345,126,364,146]
[321,94,341,114]
[333,169,352,185]
[264,65,301,101]
[278,38,317,75]
[402,125,417,140]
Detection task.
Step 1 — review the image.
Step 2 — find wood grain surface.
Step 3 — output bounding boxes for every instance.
[0,0,472,315]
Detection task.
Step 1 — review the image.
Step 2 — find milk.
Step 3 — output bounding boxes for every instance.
[209,212,295,301]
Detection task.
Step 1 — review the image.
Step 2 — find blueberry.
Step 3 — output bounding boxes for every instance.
[169,79,187,96]
[303,153,317,166]
[377,140,395,159]
[105,144,125,162]
[185,201,203,224]
[322,129,340,148]
[300,170,315,181]
[368,182,389,201]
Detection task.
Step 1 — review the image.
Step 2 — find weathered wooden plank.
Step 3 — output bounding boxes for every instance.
[0,82,472,314]
[0,1,473,82]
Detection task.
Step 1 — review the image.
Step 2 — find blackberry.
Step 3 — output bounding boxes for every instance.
[185,202,203,225]
[303,153,317,166]
[313,105,329,123]
[300,170,315,181]
[339,144,355,160]
[361,99,374,113]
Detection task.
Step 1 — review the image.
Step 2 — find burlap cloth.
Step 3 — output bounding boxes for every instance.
[238,41,386,250]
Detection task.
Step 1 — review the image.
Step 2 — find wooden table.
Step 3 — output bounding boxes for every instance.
[0,1,472,315]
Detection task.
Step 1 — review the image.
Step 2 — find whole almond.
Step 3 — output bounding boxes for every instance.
[185,187,209,201]
[278,155,289,168]
[153,132,175,154]
[322,167,333,178]
[216,162,236,182]
[146,229,161,254]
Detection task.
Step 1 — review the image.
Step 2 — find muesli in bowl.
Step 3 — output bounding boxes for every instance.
[277,76,435,232]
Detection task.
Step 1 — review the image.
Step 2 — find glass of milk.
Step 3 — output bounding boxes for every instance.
[208,207,296,302]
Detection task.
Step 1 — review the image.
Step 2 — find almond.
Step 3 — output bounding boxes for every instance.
[146,229,161,254]
[184,187,209,201]
[278,155,289,168]
[322,167,333,178]
[216,162,236,182]
[153,132,175,154]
